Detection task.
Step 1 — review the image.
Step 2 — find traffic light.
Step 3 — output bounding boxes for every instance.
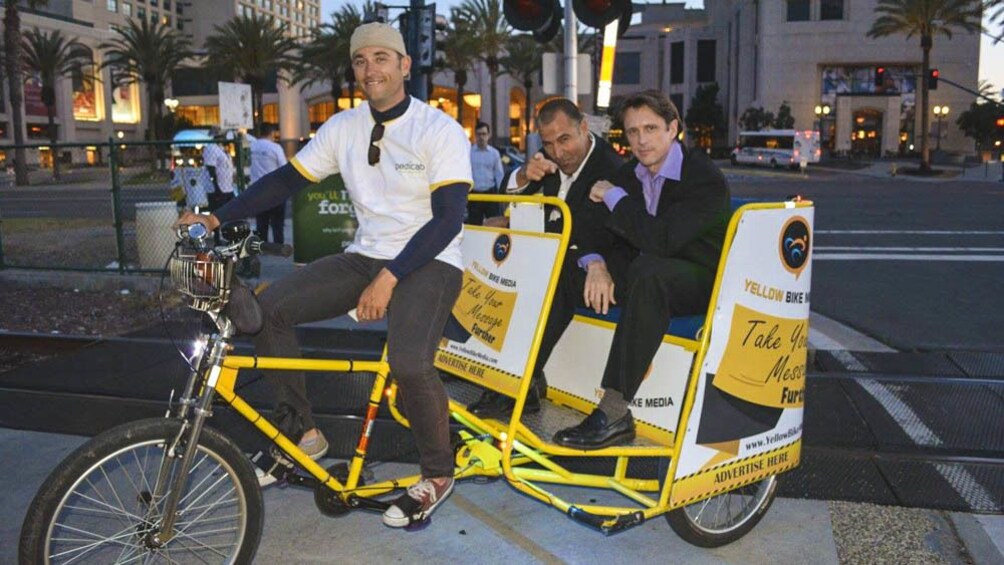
[874,66,886,88]
[928,68,939,90]
[573,0,632,29]
[434,14,448,67]
[504,0,561,34]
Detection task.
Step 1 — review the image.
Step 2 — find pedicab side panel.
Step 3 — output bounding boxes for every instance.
[669,203,813,508]
[434,198,569,400]
[544,317,695,443]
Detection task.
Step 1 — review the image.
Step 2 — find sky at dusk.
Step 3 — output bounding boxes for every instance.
[319,0,1004,99]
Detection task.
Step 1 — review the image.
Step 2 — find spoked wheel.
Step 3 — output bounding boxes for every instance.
[19,418,263,564]
[666,475,778,547]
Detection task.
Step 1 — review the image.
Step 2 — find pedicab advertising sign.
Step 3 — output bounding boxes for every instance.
[292,175,357,264]
[435,226,564,398]
[670,205,813,507]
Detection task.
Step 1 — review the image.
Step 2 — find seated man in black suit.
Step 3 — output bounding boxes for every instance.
[552,90,732,449]
[469,98,634,419]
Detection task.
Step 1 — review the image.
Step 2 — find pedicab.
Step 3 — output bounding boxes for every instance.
[18,192,814,562]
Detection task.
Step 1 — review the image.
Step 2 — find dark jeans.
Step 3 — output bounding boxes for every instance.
[466,196,498,226]
[601,254,715,401]
[254,252,462,478]
[255,201,286,244]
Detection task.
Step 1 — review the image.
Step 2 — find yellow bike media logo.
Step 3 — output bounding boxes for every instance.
[778,216,810,278]
[492,233,512,265]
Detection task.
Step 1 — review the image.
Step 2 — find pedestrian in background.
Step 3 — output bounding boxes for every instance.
[202,129,237,243]
[249,124,289,243]
[468,122,503,225]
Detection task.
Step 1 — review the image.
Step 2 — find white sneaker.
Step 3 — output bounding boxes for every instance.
[299,431,329,461]
[382,477,454,528]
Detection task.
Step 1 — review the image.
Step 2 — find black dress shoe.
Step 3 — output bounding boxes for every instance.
[553,409,635,450]
[469,386,540,419]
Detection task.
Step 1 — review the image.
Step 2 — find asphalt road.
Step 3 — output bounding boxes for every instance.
[725,167,1004,352]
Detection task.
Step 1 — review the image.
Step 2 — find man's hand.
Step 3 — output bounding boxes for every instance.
[589,180,615,203]
[515,153,558,187]
[174,209,220,231]
[357,268,398,321]
[583,261,616,315]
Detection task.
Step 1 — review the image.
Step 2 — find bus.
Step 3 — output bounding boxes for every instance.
[730,130,820,169]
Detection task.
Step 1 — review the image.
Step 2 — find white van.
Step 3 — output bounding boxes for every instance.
[730,130,820,169]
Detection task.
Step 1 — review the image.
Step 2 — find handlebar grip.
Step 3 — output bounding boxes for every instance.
[257,241,293,257]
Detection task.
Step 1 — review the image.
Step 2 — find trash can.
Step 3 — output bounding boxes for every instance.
[136,202,178,269]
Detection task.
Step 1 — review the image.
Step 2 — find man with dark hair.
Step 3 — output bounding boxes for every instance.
[468,121,503,224]
[469,97,634,419]
[551,89,731,449]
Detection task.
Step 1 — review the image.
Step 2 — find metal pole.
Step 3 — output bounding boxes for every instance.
[408,0,428,101]
[564,1,577,101]
[109,139,127,274]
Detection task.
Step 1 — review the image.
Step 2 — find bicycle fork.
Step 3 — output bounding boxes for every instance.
[148,334,230,547]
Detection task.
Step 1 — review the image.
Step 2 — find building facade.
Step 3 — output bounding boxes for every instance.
[613,0,981,156]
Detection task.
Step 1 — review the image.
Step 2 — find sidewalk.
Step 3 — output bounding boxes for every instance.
[4,427,1002,564]
[811,159,1004,183]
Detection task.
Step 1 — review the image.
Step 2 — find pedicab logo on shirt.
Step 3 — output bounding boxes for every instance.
[492,234,512,265]
[778,217,810,278]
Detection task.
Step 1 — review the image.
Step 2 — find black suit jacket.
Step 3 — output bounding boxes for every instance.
[502,136,635,280]
[607,145,731,273]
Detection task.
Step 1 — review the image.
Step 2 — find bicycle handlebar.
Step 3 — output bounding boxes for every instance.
[249,239,293,258]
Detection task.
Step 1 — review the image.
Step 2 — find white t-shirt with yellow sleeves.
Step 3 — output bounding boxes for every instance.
[291,97,473,270]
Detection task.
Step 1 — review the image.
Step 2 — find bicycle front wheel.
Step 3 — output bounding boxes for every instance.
[19,418,263,564]
[665,475,777,547]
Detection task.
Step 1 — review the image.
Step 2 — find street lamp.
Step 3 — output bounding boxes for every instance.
[164,98,179,113]
[932,105,949,151]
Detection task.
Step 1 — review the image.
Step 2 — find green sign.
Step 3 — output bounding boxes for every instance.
[292,175,358,263]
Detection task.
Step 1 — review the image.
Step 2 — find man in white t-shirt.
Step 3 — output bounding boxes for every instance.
[248,125,289,243]
[177,22,472,528]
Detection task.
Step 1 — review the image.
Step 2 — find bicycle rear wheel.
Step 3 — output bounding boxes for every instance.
[19,418,262,564]
[665,475,777,547]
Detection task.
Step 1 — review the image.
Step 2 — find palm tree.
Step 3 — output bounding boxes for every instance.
[5,0,49,185]
[205,14,299,134]
[867,0,981,172]
[442,11,479,126]
[457,0,511,143]
[295,23,348,111]
[20,28,90,181]
[500,34,541,147]
[988,0,1003,43]
[99,18,192,142]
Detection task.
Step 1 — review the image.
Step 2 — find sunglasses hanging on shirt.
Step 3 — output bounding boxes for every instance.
[368,123,385,166]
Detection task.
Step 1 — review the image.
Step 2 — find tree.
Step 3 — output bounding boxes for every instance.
[294,23,349,114]
[100,18,193,143]
[20,28,90,181]
[773,101,795,129]
[739,106,774,132]
[955,101,1003,152]
[501,34,542,147]
[457,0,511,144]
[205,14,298,135]
[685,83,725,148]
[867,0,981,172]
[5,0,50,185]
[442,11,479,127]
[988,0,1004,43]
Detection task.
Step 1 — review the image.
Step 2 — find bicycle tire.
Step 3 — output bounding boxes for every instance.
[665,475,778,548]
[19,418,263,564]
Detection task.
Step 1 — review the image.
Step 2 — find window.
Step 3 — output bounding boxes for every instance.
[821,0,844,20]
[122,2,131,16]
[786,0,810,21]
[164,0,170,9]
[72,48,102,121]
[106,0,118,11]
[163,15,171,26]
[613,52,641,85]
[696,40,716,82]
[670,42,684,84]
[137,7,145,18]
[150,0,157,6]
